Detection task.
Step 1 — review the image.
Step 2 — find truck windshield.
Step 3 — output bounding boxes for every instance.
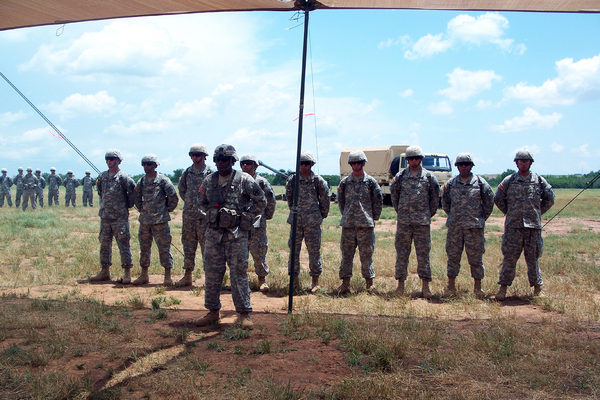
[421,156,451,172]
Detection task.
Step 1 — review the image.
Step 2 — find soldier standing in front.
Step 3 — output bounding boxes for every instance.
[442,153,494,299]
[286,151,330,293]
[47,167,62,206]
[21,167,39,211]
[13,167,24,207]
[90,149,136,283]
[0,168,13,207]
[176,143,215,287]
[34,169,46,207]
[240,153,277,293]
[195,144,266,330]
[336,150,383,295]
[133,154,179,286]
[63,170,80,207]
[494,149,555,300]
[81,170,96,207]
[390,145,440,299]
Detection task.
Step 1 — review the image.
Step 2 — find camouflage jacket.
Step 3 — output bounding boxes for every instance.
[13,174,24,189]
[390,166,440,225]
[36,176,46,190]
[134,172,179,225]
[97,169,136,220]
[442,174,494,229]
[81,176,96,191]
[251,175,276,228]
[22,174,39,190]
[63,176,80,192]
[285,172,330,226]
[47,174,62,190]
[494,172,555,229]
[179,163,215,221]
[1,175,13,191]
[338,172,383,228]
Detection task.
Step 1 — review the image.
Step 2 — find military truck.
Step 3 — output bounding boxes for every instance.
[339,145,453,204]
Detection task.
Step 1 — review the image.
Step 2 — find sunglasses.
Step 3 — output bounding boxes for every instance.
[300,161,313,166]
[105,157,116,161]
[189,152,205,158]
[214,156,231,163]
[142,162,155,167]
[406,156,422,161]
[456,162,472,167]
[240,161,255,166]
[349,161,364,166]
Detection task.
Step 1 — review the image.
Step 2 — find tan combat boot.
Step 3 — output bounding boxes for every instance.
[473,278,485,299]
[89,268,111,282]
[495,285,508,301]
[336,277,351,295]
[176,270,193,287]
[421,280,433,299]
[237,313,254,330]
[122,268,131,285]
[258,276,269,293]
[443,277,457,297]
[132,267,149,285]
[533,285,544,297]
[195,310,220,327]
[163,268,172,286]
[365,278,379,295]
[396,280,405,296]
[310,276,321,294]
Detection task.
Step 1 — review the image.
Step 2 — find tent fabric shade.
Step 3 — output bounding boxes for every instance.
[2,0,600,32]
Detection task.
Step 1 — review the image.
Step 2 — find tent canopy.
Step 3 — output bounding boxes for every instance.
[2,0,600,32]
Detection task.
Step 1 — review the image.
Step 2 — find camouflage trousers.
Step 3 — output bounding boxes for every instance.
[82,190,94,207]
[339,227,376,279]
[288,223,322,276]
[65,191,76,207]
[15,188,22,207]
[48,188,59,205]
[139,222,173,269]
[445,226,485,279]
[35,188,44,207]
[204,228,252,313]
[249,225,270,277]
[22,189,36,211]
[499,228,543,287]
[0,190,12,207]
[182,217,208,271]
[99,218,133,269]
[395,223,432,281]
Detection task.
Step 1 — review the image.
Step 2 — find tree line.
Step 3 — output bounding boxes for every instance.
[487,169,600,189]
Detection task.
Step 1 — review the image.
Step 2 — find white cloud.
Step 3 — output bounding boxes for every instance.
[439,68,501,101]
[429,101,453,115]
[551,142,564,153]
[408,122,421,130]
[399,89,414,97]
[476,100,494,109]
[0,110,27,127]
[165,98,215,120]
[378,35,411,49]
[491,107,562,132]
[570,144,591,157]
[21,127,52,142]
[106,120,173,137]
[44,91,117,119]
[404,34,451,60]
[0,29,28,42]
[504,54,600,106]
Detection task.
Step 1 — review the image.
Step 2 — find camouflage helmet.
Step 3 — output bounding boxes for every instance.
[85,170,91,174]
[240,153,259,165]
[300,151,316,164]
[35,168,41,173]
[455,152,474,166]
[514,149,534,162]
[213,144,239,161]
[50,167,56,171]
[105,148,123,161]
[26,167,33,172]
[18,167,23,171]
[1,168,7,173]
[405,145,424,158]
[67,170,73,174]
[141,153,160,166]
[189,143,209,156]
[348,150,368,164]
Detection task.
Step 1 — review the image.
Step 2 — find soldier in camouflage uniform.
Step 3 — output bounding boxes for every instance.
[0,168,13,207]
[390,145,440,299]
[286,151,330,293]
[133,154,179,286]
[441,153,494,299]
[34,169,46,207]
[81,170,96,207]
[494,149,555,300]
[63,170,80,207]
[195,144,266,330]
[13,167,24,207]
[89,149,136,283]
[176,143,215,287]
[47,167,62,206]
[21,167,39,211]
[336,150,383,295]
[240,153,277,293]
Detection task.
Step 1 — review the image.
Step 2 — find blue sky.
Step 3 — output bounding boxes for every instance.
[1,10,599,178]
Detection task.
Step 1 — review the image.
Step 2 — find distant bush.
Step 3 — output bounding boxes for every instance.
[487,169,600,189]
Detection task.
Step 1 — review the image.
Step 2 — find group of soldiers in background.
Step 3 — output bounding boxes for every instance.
[0,167,96,209]
[2,143,555,330]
